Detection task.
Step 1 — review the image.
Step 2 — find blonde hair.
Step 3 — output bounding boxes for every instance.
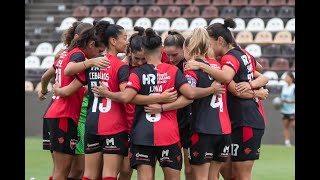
[206,44,215,59]
[185,28,210,59]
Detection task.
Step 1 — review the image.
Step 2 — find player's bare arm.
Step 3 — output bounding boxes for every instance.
[64,56,110,76]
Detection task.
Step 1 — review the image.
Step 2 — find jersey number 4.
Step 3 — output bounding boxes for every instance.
[210,94,223,112]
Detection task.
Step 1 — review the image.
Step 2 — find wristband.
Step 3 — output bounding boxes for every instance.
[249,81,254,90]
[160,104,164,112]
[41,90,48,95]
[83,61,87,69]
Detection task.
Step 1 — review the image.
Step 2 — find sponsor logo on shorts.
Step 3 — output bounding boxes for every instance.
[160,150,172,162]
[70,139,78,150]
[244,147,252,155]
[220,145,230,156]
[87,142,99,148]
[193,151,199,157]
[135,152,150,161]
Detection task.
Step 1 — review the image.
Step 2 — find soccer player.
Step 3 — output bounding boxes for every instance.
[38,21,102,180]
[184,19,269,180]
[163,30,193,180]
[91,28,219,180]
[41,25,106,180]
[280,71,295,147]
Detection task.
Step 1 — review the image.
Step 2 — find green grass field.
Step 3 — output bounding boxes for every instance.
[25,136,294,180]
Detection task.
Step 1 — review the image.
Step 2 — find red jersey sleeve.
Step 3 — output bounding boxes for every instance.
[184,70,198,87]
[221,55,240,73]
[126,72,140,92]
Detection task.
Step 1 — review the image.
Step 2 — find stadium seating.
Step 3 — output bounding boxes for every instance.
[175,0,192,5]
[231,0,248,6]
[127,6,144,18]
[25,56,41,69]
[193,0,211,5]
[55,17,77,31]
[40,56,55,69]
[261,44,282,58]
[102,0,119,5]
[182,6,200,18]
[277,6,295,19]
[134,18,152,29]
[201,6,219,19]
[164,6,181,18]
[156,0,174,5]
[170,18,189,31]
[248,0,267,6]
[145,6,163,18]
[232,18,246,32]
[285,18,295,32]
[238,6,256,19]
[268,0,287,6]
[245,44,262,58]
[138,0,155,5]
[116,17,133,30]
[290,61,295,71]
[246,18,265,32]
[220,6,237,19]
[189,18,208,30]
[271,58,290,71]
[263,70,279,86]
[53,42,66,55]
[83,0,101,5]
[273,31,293,44]
[121,0,137,5]
[265,18,284,32]
[258,6,276,19]
[209,18,224,25]
[90,6,108,18]
[72,5,90,18]
[256,57,270,70]
[100,17,115,24]
[254,31,273,44]
[287,0,295,5]
[152,18,171,31]
[25,81,34,91]
[281,44,295,58]
[235,31,253,44]
[212,0,230,6]
[81,17,95,24]
[109,6,126,18]
[31,42,53,57]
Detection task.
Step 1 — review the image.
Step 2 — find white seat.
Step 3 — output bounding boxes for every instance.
[40,56,55,69]
[265,18,284,32]
[100,17,115,24]
[189,18,208,30]
[25,81,34,91]
[31,42,53,57]
[278,80,287,86]
[116,17,133,30]
[280,71,295,79]
[263,70,279,80]
[244,44,261,58]
[56,17,78,31]
[246,18,265,32]
[232,18,246,32]
[25,56,41,69]
[266,80,280,86]
[81,17,95,24]
[209,18,224,25]
[134,17,152,29]
[170,18,189,31]
[152,18,170,32]
[53,43,67,55]
[285,18,295,32]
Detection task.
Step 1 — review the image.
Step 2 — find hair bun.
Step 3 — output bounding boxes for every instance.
[145,28,156,37]
[134,26,145,36]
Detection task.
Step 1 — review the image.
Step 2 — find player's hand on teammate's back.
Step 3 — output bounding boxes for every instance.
[160,87,177,103]
[91,81,109,97]
[211,81,225,96]
[235,82,252,94]
[184,60,201,71]
[92,57,110,68]
[144,104,161,114]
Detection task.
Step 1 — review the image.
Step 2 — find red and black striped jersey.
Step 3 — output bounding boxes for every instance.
[44,48,85,124]
[222,46,265,129]
[78,54,130,135]
[184,58,231,135]
[126,63,188,146]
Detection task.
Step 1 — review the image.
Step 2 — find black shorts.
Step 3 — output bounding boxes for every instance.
[46,118,79,155]
[231,126,264,162]
[282,113,295,120]
[188,132,231,165]
[129,142,182,170]
[179,124,192,149]
[43,118,51,151]
[84,131,128,156]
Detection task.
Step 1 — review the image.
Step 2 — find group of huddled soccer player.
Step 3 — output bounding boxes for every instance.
[38,18,269,180]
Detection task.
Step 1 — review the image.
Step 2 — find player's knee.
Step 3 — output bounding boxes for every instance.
[120,167,133,177]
